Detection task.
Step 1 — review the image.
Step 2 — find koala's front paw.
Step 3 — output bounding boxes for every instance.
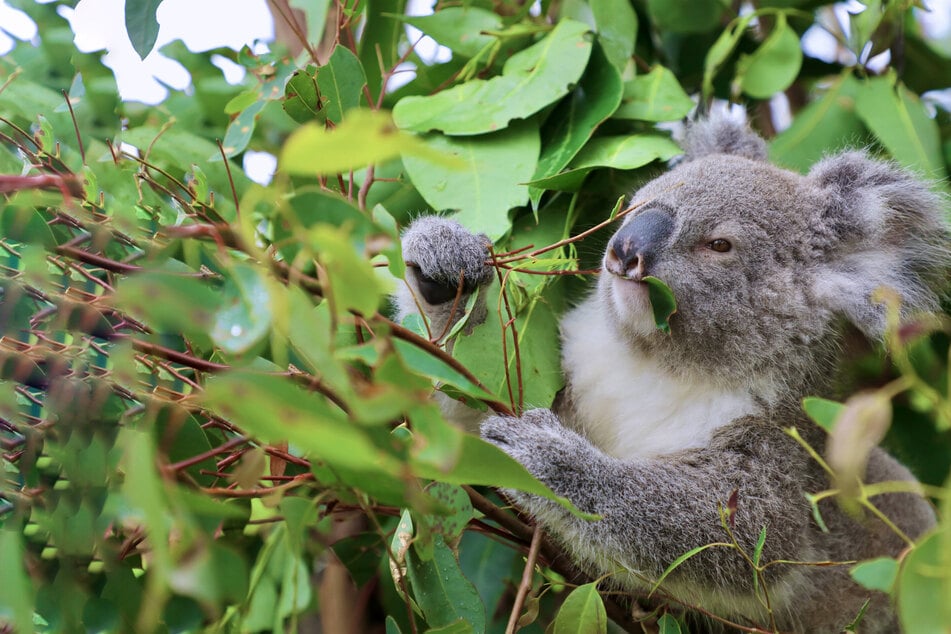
[481,409,596,498]
[402,217,493,305]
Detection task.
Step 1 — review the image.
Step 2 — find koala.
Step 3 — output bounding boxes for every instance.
[397,118,951,632]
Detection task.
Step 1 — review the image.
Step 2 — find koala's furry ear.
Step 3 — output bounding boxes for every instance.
[683,116,769,162]
[807,151,951,339]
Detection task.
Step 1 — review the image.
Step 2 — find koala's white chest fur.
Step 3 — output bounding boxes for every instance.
[561,299,760,460]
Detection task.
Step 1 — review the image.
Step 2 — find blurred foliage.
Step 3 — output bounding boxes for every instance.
[0,0,949,632]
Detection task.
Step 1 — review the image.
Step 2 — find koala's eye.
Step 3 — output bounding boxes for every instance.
[707,239,732,253]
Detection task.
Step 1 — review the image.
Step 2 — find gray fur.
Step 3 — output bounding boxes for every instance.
[400,118,950,632]
[396,216,493,338]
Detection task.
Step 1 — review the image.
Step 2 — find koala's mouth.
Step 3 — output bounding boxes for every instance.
[603,255,649,282]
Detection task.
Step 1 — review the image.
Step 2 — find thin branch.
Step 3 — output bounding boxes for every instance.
[216,139,241,217]
[61,89,86,165]
[506,524,543,634]
[164,435,249,473]
[385,318,515,416]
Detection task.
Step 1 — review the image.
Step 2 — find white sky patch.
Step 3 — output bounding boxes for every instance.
[211,53,247,84]
[0,0,38,53]
[59,0,273,103]
[917,0,951,40]
[405,0,452,64]
[242,150,277,185]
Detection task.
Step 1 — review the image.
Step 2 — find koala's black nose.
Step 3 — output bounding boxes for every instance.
[605,208,673,280]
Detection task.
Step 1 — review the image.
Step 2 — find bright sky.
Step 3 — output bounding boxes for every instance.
[3,0,950,103]
[1,0,949,179]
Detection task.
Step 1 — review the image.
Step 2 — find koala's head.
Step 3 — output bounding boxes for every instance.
[598,117,950,398]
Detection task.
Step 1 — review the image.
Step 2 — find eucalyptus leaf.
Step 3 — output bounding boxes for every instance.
[401,120,540,240]
[531,44,623,205]
[854,72,946,177]
[613,66,694,122]
[647,0,725,34]
[590,0,637,73]
[851,557,899,593]
[736,13,803,99]
[316,45,368,124]
[643,276,677,334]
[401,7,503,59]
[282,109,459,175]
[770,72,865,172]
[393,20,593,135]
[552,583,607,634]
[406,535,485,630]
[211,263,273,355]
[203,371,403,476]
[897,530,951,633]
[124,0,163,60]
[528,135,682,191]
[802,397,845,433]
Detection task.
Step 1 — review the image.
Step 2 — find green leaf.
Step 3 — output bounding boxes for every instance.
[393,20,593,135]
[657,614,683,634]
[528,135,681,191]
[113,271,221,343]
[702,13,755,97]
[736,14,803,99]
[360,0,405,103]
[854,72,946,177]
[643,276,677,334]
[458,531,520,619]
[552,583,607,634]
[124,0,163,60]
[769,71,865,172]
[221,100,265,158]
[202,371,402,476]
[848,0,884,57]
[283,66,322,123]
[414,434,591,517]
[317,45,368,124]
[406,535,485,631]
[311,224,389,319]
[650,542,729,596]
[802,397,845,433]
[0,530,33,633]
[613,66,694,122]
[401,7,503,59]
[452,281,565,410]
[211,263,273,355]
[898,530,951,633]
[169,543,250,606]
[393,339,495,402]
[590,0,637,73]
[281,109,457,176]
[401,120,540,241]
[851,557,899,593]
[647,0,725,34]
[753,526,768,566]
[531,44,623,204]
[425,482,474,544]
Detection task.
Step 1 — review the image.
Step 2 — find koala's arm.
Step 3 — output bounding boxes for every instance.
[396,216,495,339]
[482,410,817,595]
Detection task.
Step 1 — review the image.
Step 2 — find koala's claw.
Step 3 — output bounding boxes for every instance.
[402,217,493,304]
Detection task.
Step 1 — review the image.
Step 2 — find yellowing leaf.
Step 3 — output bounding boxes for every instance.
[280,109,457,176]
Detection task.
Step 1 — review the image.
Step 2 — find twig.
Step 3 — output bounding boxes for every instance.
[163,435,249,473]
[492,199,646,265]
[506,523,543,634]
[216,139,241,217]
[61,89,86,165]
[384,318,515,416]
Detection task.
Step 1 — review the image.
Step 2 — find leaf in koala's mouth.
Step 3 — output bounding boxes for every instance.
[643,276,677,334]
